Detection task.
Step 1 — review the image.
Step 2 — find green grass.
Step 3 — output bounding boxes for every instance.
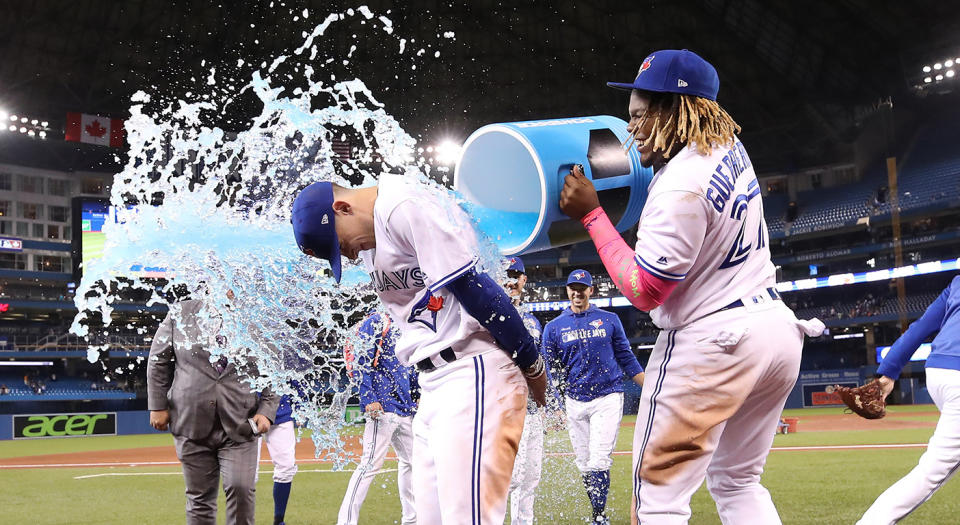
[2,408,958,524]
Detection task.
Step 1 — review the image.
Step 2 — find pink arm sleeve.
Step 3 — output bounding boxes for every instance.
[581,207,678,311]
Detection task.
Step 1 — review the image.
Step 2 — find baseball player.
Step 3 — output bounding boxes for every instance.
[856,275,960,524]
[337,311,417,525]
[291,176,547,524]
[542,269,644,524]
[256,394,297,525]
[559,49,823,524]
[503,256,549,525]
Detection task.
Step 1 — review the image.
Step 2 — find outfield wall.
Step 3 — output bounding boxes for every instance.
[0,410,163,440]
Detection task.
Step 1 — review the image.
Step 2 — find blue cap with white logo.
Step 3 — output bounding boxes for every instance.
[291,182,342,283]
[607,49,720,101]
[506,257,526,274]
[566,269,593,287]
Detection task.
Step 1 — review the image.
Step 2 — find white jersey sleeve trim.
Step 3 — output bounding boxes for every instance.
[635,254,686,281]
[407,257,478,332]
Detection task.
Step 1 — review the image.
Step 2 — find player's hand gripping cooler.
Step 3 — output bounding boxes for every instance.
[835,379,888,419]
[454,115,655,255]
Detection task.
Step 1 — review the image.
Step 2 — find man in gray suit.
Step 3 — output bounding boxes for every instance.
[148,298,280,525]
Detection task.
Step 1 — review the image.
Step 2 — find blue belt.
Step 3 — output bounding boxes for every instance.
[714,287,781,314]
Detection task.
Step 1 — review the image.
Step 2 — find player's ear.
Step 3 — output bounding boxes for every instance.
[332,200,352,216]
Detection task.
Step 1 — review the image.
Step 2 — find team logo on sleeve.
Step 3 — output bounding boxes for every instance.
[408,291,444,332]
[589,319,604,329]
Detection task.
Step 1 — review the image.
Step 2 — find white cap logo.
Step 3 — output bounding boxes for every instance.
[678,79,688,87]
[321,214,329,225]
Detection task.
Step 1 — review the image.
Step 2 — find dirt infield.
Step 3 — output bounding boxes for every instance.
[1,412,940,469]
[796,411,939,432]
[0,434,370,468]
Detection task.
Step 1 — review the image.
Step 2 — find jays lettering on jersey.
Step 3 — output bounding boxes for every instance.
[634,138,776,330]
[361,174,498,367]
[542,306,643,403]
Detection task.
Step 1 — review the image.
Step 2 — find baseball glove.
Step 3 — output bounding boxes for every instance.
[835,380,887,419]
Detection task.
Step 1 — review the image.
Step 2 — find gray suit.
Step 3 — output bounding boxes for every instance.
[148,299,279,525]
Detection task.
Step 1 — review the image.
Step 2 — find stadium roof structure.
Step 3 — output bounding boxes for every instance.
[1,0,959,172]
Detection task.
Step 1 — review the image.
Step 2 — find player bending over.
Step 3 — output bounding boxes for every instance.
[559,49,823,525]
[291,175,547,525]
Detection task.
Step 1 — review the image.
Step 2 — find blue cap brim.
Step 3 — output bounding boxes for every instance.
[291,182,343,284]
[606,81,639,91]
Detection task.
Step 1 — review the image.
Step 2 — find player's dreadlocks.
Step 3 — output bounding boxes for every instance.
[627,93,741,159]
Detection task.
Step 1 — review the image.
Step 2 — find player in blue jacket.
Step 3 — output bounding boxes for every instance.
[543,269,645,524]
[857,275,960,524]
[337,311,418,525]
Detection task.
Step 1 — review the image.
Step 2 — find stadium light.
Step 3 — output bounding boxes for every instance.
[935,63,943,70]
[7,125,14,132]
[9,115,16,121]
[947,60,955,67]
[19,117,26,123]
[923,65,932,72]
[0,110,6,121]
[434,140,462,165]
[936,74,944,81]
[925,77,933,83]
[948,70,956,78]
[18,127,26,133]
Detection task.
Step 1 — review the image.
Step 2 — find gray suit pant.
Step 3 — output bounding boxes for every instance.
[174,421,258,525]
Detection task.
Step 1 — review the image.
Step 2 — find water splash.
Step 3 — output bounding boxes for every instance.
[69,7,473,463]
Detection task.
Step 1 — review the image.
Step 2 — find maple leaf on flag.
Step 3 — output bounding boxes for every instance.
[85,120,107,138]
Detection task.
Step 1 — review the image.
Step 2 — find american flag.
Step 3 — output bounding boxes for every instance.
[332,138,352,160]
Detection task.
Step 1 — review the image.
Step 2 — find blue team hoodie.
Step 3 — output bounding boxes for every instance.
[542,305,643,402]
[878,275,960,379]
[354,313,417,417]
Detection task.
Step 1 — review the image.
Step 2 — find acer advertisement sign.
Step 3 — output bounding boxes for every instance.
[13,413,117,439]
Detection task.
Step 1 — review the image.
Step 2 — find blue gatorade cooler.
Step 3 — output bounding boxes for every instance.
[454,115,655,255]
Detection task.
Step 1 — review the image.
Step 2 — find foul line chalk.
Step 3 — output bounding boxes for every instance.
[74,467,398,480]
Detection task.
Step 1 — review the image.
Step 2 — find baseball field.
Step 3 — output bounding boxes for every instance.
[2,405,956,524]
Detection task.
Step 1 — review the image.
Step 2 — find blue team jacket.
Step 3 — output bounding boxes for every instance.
[878,275,960,379]
[542,306,643,402]
[354,313,417,417]
[274,395,293,426]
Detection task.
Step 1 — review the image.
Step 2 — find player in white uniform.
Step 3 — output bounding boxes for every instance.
[291,177,548,525]
[255,395,297,525]
[559,49,823,524]
[337,311,417,525]
[503,256,548,525]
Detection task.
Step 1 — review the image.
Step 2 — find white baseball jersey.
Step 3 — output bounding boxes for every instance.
[634,137,776,330]
[361,174,495,367]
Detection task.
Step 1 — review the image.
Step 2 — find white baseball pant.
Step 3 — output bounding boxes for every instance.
[413,349,527,525]
[566,392,624,473]
[509,411,544,525]
[255,420,298,483]
[633,301,805,525]
[857,367,960,524]
[337,411,416,525]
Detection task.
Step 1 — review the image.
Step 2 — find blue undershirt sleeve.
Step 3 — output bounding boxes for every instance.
[444,268,540,369]
[877,290,949,380]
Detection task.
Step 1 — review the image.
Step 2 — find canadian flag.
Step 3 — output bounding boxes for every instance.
[65,112,124,147]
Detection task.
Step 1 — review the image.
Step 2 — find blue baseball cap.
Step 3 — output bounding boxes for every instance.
[291,182,342,283]
[607,49,719,101]
[566,269,593,287]
[506,257,526,274]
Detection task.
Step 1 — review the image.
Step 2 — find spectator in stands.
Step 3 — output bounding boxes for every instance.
[0,384,8,395]
[148,295,278,525]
